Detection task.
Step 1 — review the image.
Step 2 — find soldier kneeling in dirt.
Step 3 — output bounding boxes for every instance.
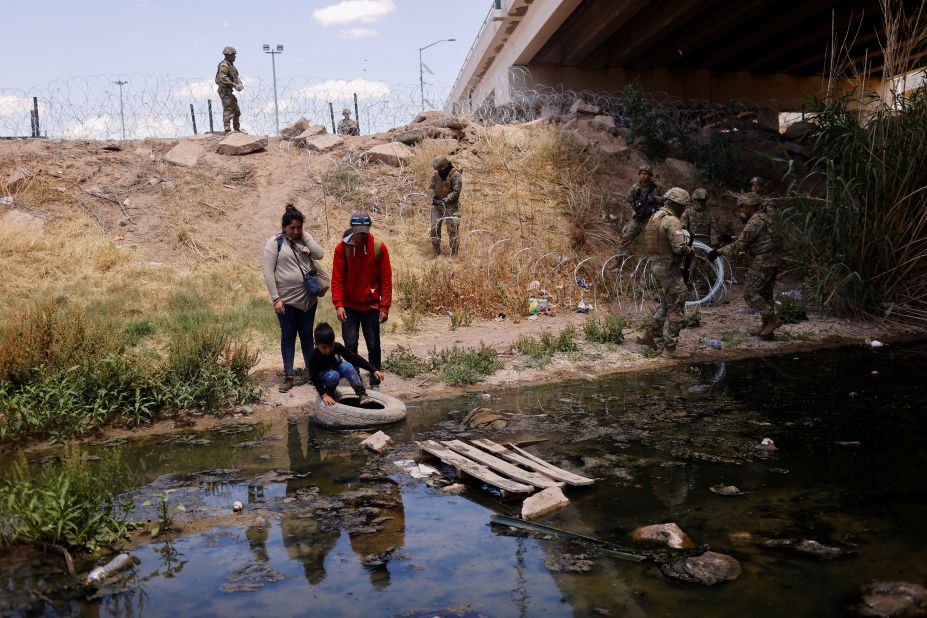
[707,193,785,338]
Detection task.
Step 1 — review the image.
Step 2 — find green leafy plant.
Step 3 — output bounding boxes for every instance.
[383,346,427,379]
[776,293,809,324]
[142,489,185,537]
[428,345,502,385]
[583,314,628,344]
[448,310,473,331]
[0,450,135,552]
[513,325,579,368]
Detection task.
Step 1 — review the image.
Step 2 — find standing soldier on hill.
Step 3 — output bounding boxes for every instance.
[638,188,695,359]
[338,108,359,135]
[681,188,720,247]
[618,164,665,250]
[750,176,774,215]
[428,156,463,257]
[216,46,244,133]
[708,193,784,338]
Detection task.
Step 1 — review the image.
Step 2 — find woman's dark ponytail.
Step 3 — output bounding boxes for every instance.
[282,203,304,228]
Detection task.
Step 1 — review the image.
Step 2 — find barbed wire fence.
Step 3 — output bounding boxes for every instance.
[0,74,454,140]
[1,67,800,141]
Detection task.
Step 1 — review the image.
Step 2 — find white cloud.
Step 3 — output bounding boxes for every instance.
[312,0,395,27]
[298,79,391,100]
[339,27,378,39]
[0,95,33,119]
[170,79,216,101]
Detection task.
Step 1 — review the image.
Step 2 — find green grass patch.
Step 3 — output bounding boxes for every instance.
[428,345,502,385]
[583,314,628,344]
[513,326,579,368]
[383,346,427,379]
[776,293,809,324]
[448,309,473,331]
[0,300,260,443]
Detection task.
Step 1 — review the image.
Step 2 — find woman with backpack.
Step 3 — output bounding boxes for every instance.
[262,204,326,392]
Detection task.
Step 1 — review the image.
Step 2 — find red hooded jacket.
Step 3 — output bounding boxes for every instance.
[331,232,392,313]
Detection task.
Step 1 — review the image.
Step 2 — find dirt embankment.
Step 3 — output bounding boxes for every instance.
[0,110,917,447]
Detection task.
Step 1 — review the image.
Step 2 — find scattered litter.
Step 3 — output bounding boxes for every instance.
[84,553,135,585]
[758,438,777,450]
[781,289,803,300]
[576,299,590,313]
[527,314,539,321]
[393,460,440,479]
[865,338,887,348]
[528,297,549,315]
[737,307,759,315]
[709,484,745,496]
[0,196,12,205]
[232,501,243,512]
[707,339,723,350]
[575,278,592,290]
[495,312,506,321]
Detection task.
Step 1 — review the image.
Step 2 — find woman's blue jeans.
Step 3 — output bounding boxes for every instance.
[276,303,317,376]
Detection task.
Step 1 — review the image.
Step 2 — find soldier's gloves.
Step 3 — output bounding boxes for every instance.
[706,249,721,262]
[719,233,733,244]
[432,197,445,208]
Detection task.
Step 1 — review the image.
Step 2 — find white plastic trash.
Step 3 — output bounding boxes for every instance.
[84,553,134,585]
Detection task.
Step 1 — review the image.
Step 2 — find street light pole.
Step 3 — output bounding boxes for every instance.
[263,44,284,136]
[113,80,128,140]
[418,38,455,111]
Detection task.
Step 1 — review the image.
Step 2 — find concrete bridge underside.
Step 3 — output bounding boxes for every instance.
[448,0,920,111]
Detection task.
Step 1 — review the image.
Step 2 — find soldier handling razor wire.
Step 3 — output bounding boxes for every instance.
[618,164,666,251]
[216,46,244,133]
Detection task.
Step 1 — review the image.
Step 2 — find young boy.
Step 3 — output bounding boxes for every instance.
[309,322,384,406]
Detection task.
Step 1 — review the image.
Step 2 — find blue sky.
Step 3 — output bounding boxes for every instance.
[0,0,489,89]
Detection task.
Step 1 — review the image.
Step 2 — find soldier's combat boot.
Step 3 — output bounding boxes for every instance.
[661,344,691,360]
[751,317,770,337]
[760,316,784,338]
[636,327,658,349]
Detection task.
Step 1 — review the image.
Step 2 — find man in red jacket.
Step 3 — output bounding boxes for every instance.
[331,212,392,388]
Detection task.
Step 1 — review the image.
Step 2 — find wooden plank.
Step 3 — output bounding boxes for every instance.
[416,440,534,494]
[470,439,595,486]
[441,440,564,489]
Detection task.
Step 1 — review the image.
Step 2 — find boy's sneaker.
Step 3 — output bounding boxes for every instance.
[278,376,294,393]
[358,394,376,406]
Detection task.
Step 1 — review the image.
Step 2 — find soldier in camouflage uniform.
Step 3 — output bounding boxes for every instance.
[638,188,695,359]
[215,46,244,133]
[680,188,720,246]
[618,164,665,250]
[750,175,774,215]
[428,156,463,257]
[337,108,359,136]
[708,193,784,338]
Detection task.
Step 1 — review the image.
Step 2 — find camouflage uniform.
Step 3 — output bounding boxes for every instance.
[644,203,693,350]
[429,158,463,256]
[337,109,359,136]
[720,200,782,322]
[215,49,242,132]
[621,179,666,245]
[680,197,719,246]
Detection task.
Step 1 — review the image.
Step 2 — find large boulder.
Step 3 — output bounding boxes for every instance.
[631,523,694,549]
[661,551,741,586]
[216,133,268,156]
[280,117,311,139]
[782,120,815,142]
[0,209,44,234]
[856,581,927,617]
[664,157,695,181]
[420,138,460,154]
[521,486,570,520]
[164,140,203,167]
[392,126,456,145]
[304,134,344,153]
[364,142,414,166]
[412,111,469,130]
[592,115,617,131]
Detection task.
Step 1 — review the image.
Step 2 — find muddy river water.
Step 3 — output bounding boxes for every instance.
[2,344,927,617]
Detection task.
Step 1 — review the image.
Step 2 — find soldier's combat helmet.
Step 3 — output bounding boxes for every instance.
[663,187,690,208]
[432,156,450,171]
[222,46,237,56]
[639,163,653,174]
[342,108,351,116]
[750,176,766,186]
[737,192,763,207]
[692,188,708,201]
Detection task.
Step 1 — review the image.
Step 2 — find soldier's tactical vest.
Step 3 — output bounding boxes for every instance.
[644,210,672,255]
[433,169,461,204]
[749,212,781,257]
